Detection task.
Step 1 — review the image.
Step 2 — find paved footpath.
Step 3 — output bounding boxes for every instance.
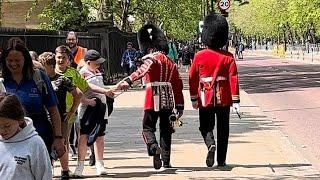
[245,49,320,65]
[53,81,320,179]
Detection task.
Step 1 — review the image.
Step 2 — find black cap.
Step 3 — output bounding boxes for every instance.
[84,49,106,64]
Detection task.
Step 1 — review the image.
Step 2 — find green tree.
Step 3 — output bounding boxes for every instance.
[35,0,203,39]
[229,0,320,43]
[107,0,202,39]
[38,0,90,31]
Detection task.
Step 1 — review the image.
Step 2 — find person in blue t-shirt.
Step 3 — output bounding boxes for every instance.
[0,37,65,159]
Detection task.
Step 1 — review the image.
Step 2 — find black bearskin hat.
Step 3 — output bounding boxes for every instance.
[201,13,229,49]
[137,24,169,54]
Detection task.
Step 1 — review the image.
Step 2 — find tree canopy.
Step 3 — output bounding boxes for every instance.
[34,0,203,40]
[229,0,320,43]
[33,0,319,42]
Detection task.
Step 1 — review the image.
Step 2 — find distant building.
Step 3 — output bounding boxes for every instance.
[1,0,49,28]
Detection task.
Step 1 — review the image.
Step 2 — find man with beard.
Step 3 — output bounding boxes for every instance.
[66,31,87,69]
[66,31,88,161]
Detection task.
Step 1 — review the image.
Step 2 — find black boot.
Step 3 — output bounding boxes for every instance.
[163,162,172,168]
[206,144,216,167]
[162,150,172,168]
[61,170,70,180]
[150,144,162,170]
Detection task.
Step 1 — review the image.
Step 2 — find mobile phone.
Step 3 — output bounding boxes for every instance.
[50,149,59,161]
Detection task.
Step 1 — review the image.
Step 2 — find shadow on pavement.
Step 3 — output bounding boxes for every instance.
[190,174,320,180]
[107,108,282,152]
[71,163,315,179]
[238,64,320,94]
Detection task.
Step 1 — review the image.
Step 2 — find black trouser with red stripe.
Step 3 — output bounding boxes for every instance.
[199,106,230,165]
[142,109,173,164]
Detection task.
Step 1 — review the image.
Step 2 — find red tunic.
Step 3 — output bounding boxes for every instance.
[189,48,240,107]
[124,52,184,110]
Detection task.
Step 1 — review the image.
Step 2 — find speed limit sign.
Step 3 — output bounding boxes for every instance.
[218,0,230,11]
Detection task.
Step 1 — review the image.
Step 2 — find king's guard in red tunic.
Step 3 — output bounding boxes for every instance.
[117,24,184,170]
[189,49,239,107]
[188,13,240,168]
[125,52,184,111]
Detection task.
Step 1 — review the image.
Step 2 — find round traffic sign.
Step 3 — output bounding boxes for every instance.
[218,0,230,11]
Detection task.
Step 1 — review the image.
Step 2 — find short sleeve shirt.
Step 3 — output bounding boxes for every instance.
[4,71,58,115]
[50,73,75,117]
[59,67,89,111]
[78,66,107,120]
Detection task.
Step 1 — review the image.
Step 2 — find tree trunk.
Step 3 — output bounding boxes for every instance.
[120,0,131,31]
[98,0,113,22]
[206,0,210,15]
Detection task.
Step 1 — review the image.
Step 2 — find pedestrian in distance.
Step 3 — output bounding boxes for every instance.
[121,42,137,75]
[167,38,179,65]
[0,93,52,180]
[234,41,239,60]
[189,13,240,168]
[116,24,184,170]
[238,42,244,59]
[179,45,192,72]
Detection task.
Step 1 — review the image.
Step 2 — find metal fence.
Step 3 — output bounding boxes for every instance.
[249,41,320,61]
[0,27,101,54]
[0,27,137,82]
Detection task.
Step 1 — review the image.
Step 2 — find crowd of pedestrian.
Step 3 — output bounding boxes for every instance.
[0,13,241,179]
[0,31,116,179]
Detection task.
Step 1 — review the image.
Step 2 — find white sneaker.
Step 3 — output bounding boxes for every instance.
[96,160,107,176]
[73,161,84,177]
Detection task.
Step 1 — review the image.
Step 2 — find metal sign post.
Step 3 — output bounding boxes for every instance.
[218,0,231,11]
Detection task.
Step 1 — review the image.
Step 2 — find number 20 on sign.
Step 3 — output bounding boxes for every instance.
[218,0,230,11]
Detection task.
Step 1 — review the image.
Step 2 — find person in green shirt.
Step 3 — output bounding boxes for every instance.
[39,52,82,179]
[54,45,116,176]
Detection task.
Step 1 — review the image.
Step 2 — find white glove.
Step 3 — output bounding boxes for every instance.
[232,103,240,113]
[175,109,184,119]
